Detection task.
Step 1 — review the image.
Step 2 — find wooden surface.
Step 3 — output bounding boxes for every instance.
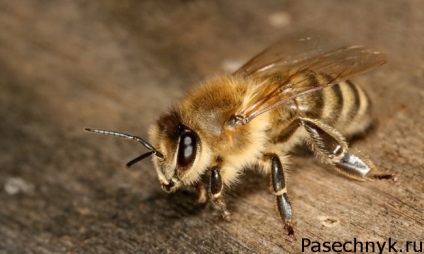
[0,1,423,253]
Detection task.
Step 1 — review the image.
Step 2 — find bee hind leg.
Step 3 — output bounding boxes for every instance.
[269,154,294,236]
[209,167,231,220]
[300,117,395,181]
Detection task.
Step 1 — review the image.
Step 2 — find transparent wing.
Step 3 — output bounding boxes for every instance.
[235,30,344,77]
[232,32,386,124]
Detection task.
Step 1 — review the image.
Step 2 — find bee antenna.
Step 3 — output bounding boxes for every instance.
[125,151,155,168]
[84,128,164,162]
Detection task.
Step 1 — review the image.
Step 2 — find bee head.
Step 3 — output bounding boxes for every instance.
[149,111,206,193]
[85,111,208,193]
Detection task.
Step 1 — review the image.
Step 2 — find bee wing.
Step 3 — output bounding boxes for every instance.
[235,30,344,77]
[232,34,386,124]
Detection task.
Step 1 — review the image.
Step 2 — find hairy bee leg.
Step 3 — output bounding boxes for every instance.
[270,154,294,236]
[300,117,395,180]
[194,182,207,204]
[210,167,231,220]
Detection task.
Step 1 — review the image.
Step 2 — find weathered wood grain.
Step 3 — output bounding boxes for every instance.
[0,1,422,253]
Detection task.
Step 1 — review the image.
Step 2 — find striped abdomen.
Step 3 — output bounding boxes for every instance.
[296,80,373,137]
[274,79,373,147]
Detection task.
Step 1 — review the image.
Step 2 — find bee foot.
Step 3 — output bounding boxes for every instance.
[194,182,208,203]
[286,225,295,238]
[222,210,232,221]
[197,194,207,204]
[372,173,397,182]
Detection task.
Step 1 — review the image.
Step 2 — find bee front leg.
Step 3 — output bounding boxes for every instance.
[209,167,231,220]
[269,154,294,236]
[300,117,395,181]
[194,182,207,204]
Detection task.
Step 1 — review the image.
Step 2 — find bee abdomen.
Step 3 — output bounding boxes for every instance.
[294,79,372,136]
[323,80,373,136]
[275,78,372,145]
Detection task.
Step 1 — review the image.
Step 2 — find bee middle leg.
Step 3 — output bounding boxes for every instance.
[300,117,394,180]
[209,167,231,220]
[266,154,295,236]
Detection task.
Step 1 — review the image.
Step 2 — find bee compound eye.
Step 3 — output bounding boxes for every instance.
[177,131,197,168]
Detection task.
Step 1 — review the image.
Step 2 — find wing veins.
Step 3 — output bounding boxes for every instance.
[232,36,386,124]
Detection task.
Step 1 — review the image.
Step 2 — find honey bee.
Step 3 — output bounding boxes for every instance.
[85,33,395,236]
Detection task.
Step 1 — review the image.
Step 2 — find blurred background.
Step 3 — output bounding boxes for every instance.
[0,1,422,253]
